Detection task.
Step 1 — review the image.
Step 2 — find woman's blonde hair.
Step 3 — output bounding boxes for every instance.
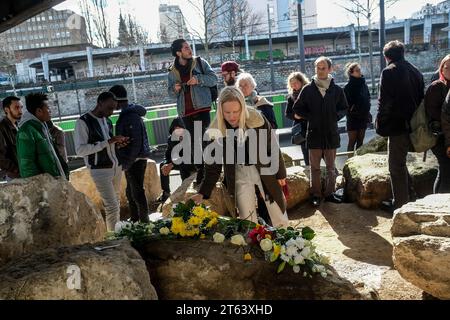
[210,86,249,141]
[345,62,360,78]
[287,72,310,94]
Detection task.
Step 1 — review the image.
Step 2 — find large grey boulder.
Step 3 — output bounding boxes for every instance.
[161,174,234,217]
[343,153,438,209]
[0,239,157,300]
[355,136,388,156]
[286,166,310,209]
[392,194,450,300]
[0,174,106,266]
[140,239,373,300]
[70,159,162,215]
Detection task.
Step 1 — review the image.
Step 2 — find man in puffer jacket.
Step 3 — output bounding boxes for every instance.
[17,93,68,180]
[111,85,152,224]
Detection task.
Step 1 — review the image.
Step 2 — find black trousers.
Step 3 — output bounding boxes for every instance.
[160,162,196,194]
[432,136,450,193]
[125,159,149,223]
[182,111,211,183]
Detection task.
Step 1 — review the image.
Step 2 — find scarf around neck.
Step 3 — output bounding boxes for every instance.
[313,74,332,97]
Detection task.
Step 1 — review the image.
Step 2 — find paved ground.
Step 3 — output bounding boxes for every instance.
[288,201,424,300]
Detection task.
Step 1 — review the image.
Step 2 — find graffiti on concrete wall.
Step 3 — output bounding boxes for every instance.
[111,63,141,75]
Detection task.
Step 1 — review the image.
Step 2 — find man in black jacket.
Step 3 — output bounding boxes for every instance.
[156,117,196,203]
[111,85,152,223]
[376,40,424,211]
[293,56,348,207]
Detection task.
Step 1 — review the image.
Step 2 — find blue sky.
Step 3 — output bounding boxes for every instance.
[55,0,443,43]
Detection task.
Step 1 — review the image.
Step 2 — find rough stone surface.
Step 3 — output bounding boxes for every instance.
[355,136,388,156]
[392,194,450,299]
[286,166,310,209]
[141,239,371,300]
[161,174,234,217]
[282,152,294,168]
[343,153,438,209]
[0,239,158,300]
[289,202,423,300]
[0,174,106,266]
[70,159,162,214]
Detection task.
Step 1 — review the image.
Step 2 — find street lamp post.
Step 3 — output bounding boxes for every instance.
[297,0,306,73]
[380,0,386,70]
[267,3,275,92]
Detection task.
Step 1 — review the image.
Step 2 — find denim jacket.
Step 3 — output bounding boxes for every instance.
[167,57,218,116]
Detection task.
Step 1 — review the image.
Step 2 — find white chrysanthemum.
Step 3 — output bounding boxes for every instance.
[293,265,300,273]
[294,254,305,265]
[286,239,296,247]
[286,245,298,257]
[213,232,225,243]
[295,238,305,249]
[321,272,328,278]
[280,254,290,262]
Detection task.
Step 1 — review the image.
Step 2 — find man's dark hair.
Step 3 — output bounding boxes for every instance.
[25,93,48,115]
[109,85,127,101]
[171,38,187,57]
[2,96,20,110]
[97,91,116,104]
[383,40,405,62]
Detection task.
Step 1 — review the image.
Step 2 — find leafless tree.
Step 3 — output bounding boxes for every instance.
[0,40,20,94]
[78,0,113,48]
[186,0,232,59]
[219,0,264,55]
[78,0,94,44]
[338,0,399,91]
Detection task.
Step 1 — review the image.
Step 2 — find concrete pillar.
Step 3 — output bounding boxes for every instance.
[139,47,146,71]
[86,46,94,78]
[350,24,356,50]
[41,53,49,81]
[404,19,411,45]
[424,15,432,44]
[245,34,250,60]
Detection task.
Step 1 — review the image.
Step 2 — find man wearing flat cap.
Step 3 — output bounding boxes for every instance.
[221,61,241,86]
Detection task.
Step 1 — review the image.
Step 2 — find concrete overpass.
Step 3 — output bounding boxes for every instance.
[0,0,64,34]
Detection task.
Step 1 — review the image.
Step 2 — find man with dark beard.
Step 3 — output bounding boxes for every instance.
[167,38,218,185]
[0,96,23,181]
[221,61,241,86]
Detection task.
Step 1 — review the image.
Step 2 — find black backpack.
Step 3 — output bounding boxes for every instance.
[196,56,218,102]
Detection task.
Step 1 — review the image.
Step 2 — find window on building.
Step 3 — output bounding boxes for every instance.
[49,15,53,20]
[37,16,41,22]
[66,31,70,37]
[18,45,23,50]
[46,42,49,47]
[42,16,46,21]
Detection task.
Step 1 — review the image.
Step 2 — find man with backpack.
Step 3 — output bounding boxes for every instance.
[376,40,424,212]
[167,38,218,185]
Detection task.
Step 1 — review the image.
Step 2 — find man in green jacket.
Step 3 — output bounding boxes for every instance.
[17,93,68,179]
